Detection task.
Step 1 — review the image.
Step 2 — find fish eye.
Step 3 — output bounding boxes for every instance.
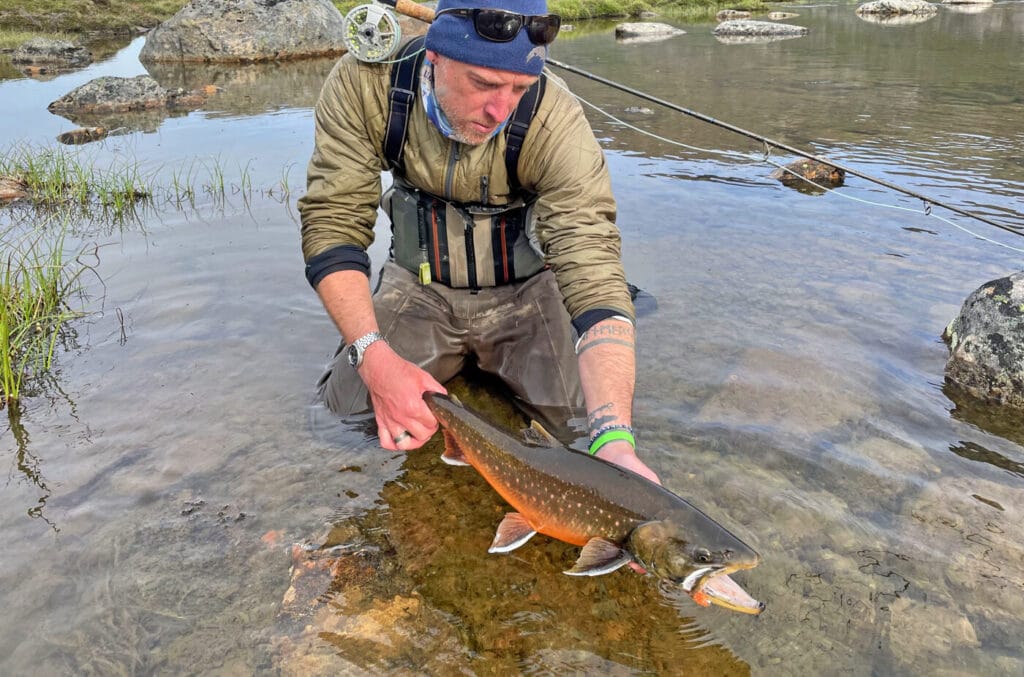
[694,548,712,564]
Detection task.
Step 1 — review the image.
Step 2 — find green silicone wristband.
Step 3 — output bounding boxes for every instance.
[588,429,636,455]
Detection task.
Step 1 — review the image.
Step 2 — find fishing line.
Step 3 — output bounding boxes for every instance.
[544,75,1024,255]
[545,57,1024,243]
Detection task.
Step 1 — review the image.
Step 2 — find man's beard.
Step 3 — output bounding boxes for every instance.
[437,99,492,146]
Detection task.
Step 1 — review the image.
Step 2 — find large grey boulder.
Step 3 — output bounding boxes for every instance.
[139,0,348,63]
[942,272,1024,410]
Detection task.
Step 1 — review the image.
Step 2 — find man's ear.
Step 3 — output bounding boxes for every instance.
[425,49,440,63]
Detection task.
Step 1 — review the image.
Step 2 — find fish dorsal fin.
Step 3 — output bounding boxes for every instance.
[522,420,561,447]
[488,512,537,553]
[439,429,471,467]
[563,537,633,577]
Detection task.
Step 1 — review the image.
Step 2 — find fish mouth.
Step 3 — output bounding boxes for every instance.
[684,565,765,615]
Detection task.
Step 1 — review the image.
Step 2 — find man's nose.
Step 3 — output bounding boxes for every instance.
[484,89,520,123]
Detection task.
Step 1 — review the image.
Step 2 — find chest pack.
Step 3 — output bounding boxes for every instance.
[381,35,548,289]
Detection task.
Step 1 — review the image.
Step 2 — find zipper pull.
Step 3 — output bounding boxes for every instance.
[480,175,489,205]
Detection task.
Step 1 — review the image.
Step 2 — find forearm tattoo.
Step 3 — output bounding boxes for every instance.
[587,403,618,433]
[576,322,635,356]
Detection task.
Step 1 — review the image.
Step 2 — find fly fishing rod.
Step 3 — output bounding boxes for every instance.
[346,1,1022,239]
[545,57,1023,238]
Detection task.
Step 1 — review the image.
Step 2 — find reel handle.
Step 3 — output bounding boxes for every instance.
[381,0,437,24]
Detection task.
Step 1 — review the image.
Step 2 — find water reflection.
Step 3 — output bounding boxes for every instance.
[857,12,938,26]
[5,400,57,531]
[714,33,806,45]
[943,2,994,14]
[949,440,1024,478]
[50,106,192,135]
[144,56,338,116]
[946,383,1024,449]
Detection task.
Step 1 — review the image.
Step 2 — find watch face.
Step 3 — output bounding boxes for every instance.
[347,343,359,367]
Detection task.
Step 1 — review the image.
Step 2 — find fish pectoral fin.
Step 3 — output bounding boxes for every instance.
[563,537,633,577]
[439,429,470,467]
[521,420,562,448]
[488,512,537,553]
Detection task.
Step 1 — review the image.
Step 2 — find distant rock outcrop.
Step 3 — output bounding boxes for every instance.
[614,22,686,43]
[715,9,752,21]
[713,19,809,43]
[11,38,91,66]
[943,272,1024,410]
[139,0,349,63]
[713,19,809,37]
[855,0,938,16]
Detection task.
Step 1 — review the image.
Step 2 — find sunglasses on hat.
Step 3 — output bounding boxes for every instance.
[434,8,562,46]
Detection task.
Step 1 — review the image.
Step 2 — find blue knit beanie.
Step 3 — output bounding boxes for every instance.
[426,0,550,76]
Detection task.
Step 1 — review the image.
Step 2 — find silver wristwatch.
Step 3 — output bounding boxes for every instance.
[346,331,386,369]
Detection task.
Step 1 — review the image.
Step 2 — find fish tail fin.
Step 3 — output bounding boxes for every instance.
[439,429,471,467]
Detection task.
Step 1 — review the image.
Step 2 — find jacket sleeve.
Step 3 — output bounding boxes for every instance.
[298,56,389,272]
[521,77,635,326]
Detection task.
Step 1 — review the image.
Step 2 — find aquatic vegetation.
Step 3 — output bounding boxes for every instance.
[0,218,91,406]
[0,144,152,225]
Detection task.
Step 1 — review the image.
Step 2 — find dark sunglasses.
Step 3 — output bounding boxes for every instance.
[434,8,561,46]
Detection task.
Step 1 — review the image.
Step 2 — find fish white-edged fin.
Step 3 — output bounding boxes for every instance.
[488,513,537,553]
[563,537,633,576]
[439,429,470,466]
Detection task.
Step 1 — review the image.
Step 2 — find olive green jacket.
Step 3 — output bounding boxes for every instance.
[298,52,634,323]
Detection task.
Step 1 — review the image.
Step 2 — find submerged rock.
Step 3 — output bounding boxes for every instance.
[0,176,30,203]
[56,127,110,145]
[139,0,349,63]
[11,38,92,66]
[771,159,846,190]
[942,272,1024,410]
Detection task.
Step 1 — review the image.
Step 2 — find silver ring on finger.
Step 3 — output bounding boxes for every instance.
[392,430,411,444]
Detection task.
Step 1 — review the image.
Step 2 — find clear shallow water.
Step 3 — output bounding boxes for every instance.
[2,3,1023,674]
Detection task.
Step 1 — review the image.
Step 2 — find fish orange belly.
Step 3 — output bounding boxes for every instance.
[481,474,604,547]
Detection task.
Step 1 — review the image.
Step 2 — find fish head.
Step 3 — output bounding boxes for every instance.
[628,518,764,615]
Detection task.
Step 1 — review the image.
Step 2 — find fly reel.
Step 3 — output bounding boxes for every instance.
[342,3,403,63]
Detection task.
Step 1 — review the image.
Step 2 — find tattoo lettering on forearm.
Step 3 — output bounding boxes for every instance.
[577,323,635,356]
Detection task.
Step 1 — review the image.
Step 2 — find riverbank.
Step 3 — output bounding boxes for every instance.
[0,0,761,35]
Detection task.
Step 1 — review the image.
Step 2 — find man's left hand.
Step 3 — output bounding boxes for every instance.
[595,440,660,485]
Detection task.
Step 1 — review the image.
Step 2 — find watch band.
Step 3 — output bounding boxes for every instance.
[348,330,387,369]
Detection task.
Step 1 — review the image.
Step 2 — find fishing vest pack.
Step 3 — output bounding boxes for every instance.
[381,36,547,290]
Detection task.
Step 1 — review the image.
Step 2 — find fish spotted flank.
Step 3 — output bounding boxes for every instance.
[424,392,765,614]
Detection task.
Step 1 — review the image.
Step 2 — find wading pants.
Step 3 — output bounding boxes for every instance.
[317,261,584,428]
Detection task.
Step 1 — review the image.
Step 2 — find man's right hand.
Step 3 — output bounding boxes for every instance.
[358,341,446,451]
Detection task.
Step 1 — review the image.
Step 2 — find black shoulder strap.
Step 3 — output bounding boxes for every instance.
[383,34,546,191]
[383,36,427,172]
[504,74,546,193]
